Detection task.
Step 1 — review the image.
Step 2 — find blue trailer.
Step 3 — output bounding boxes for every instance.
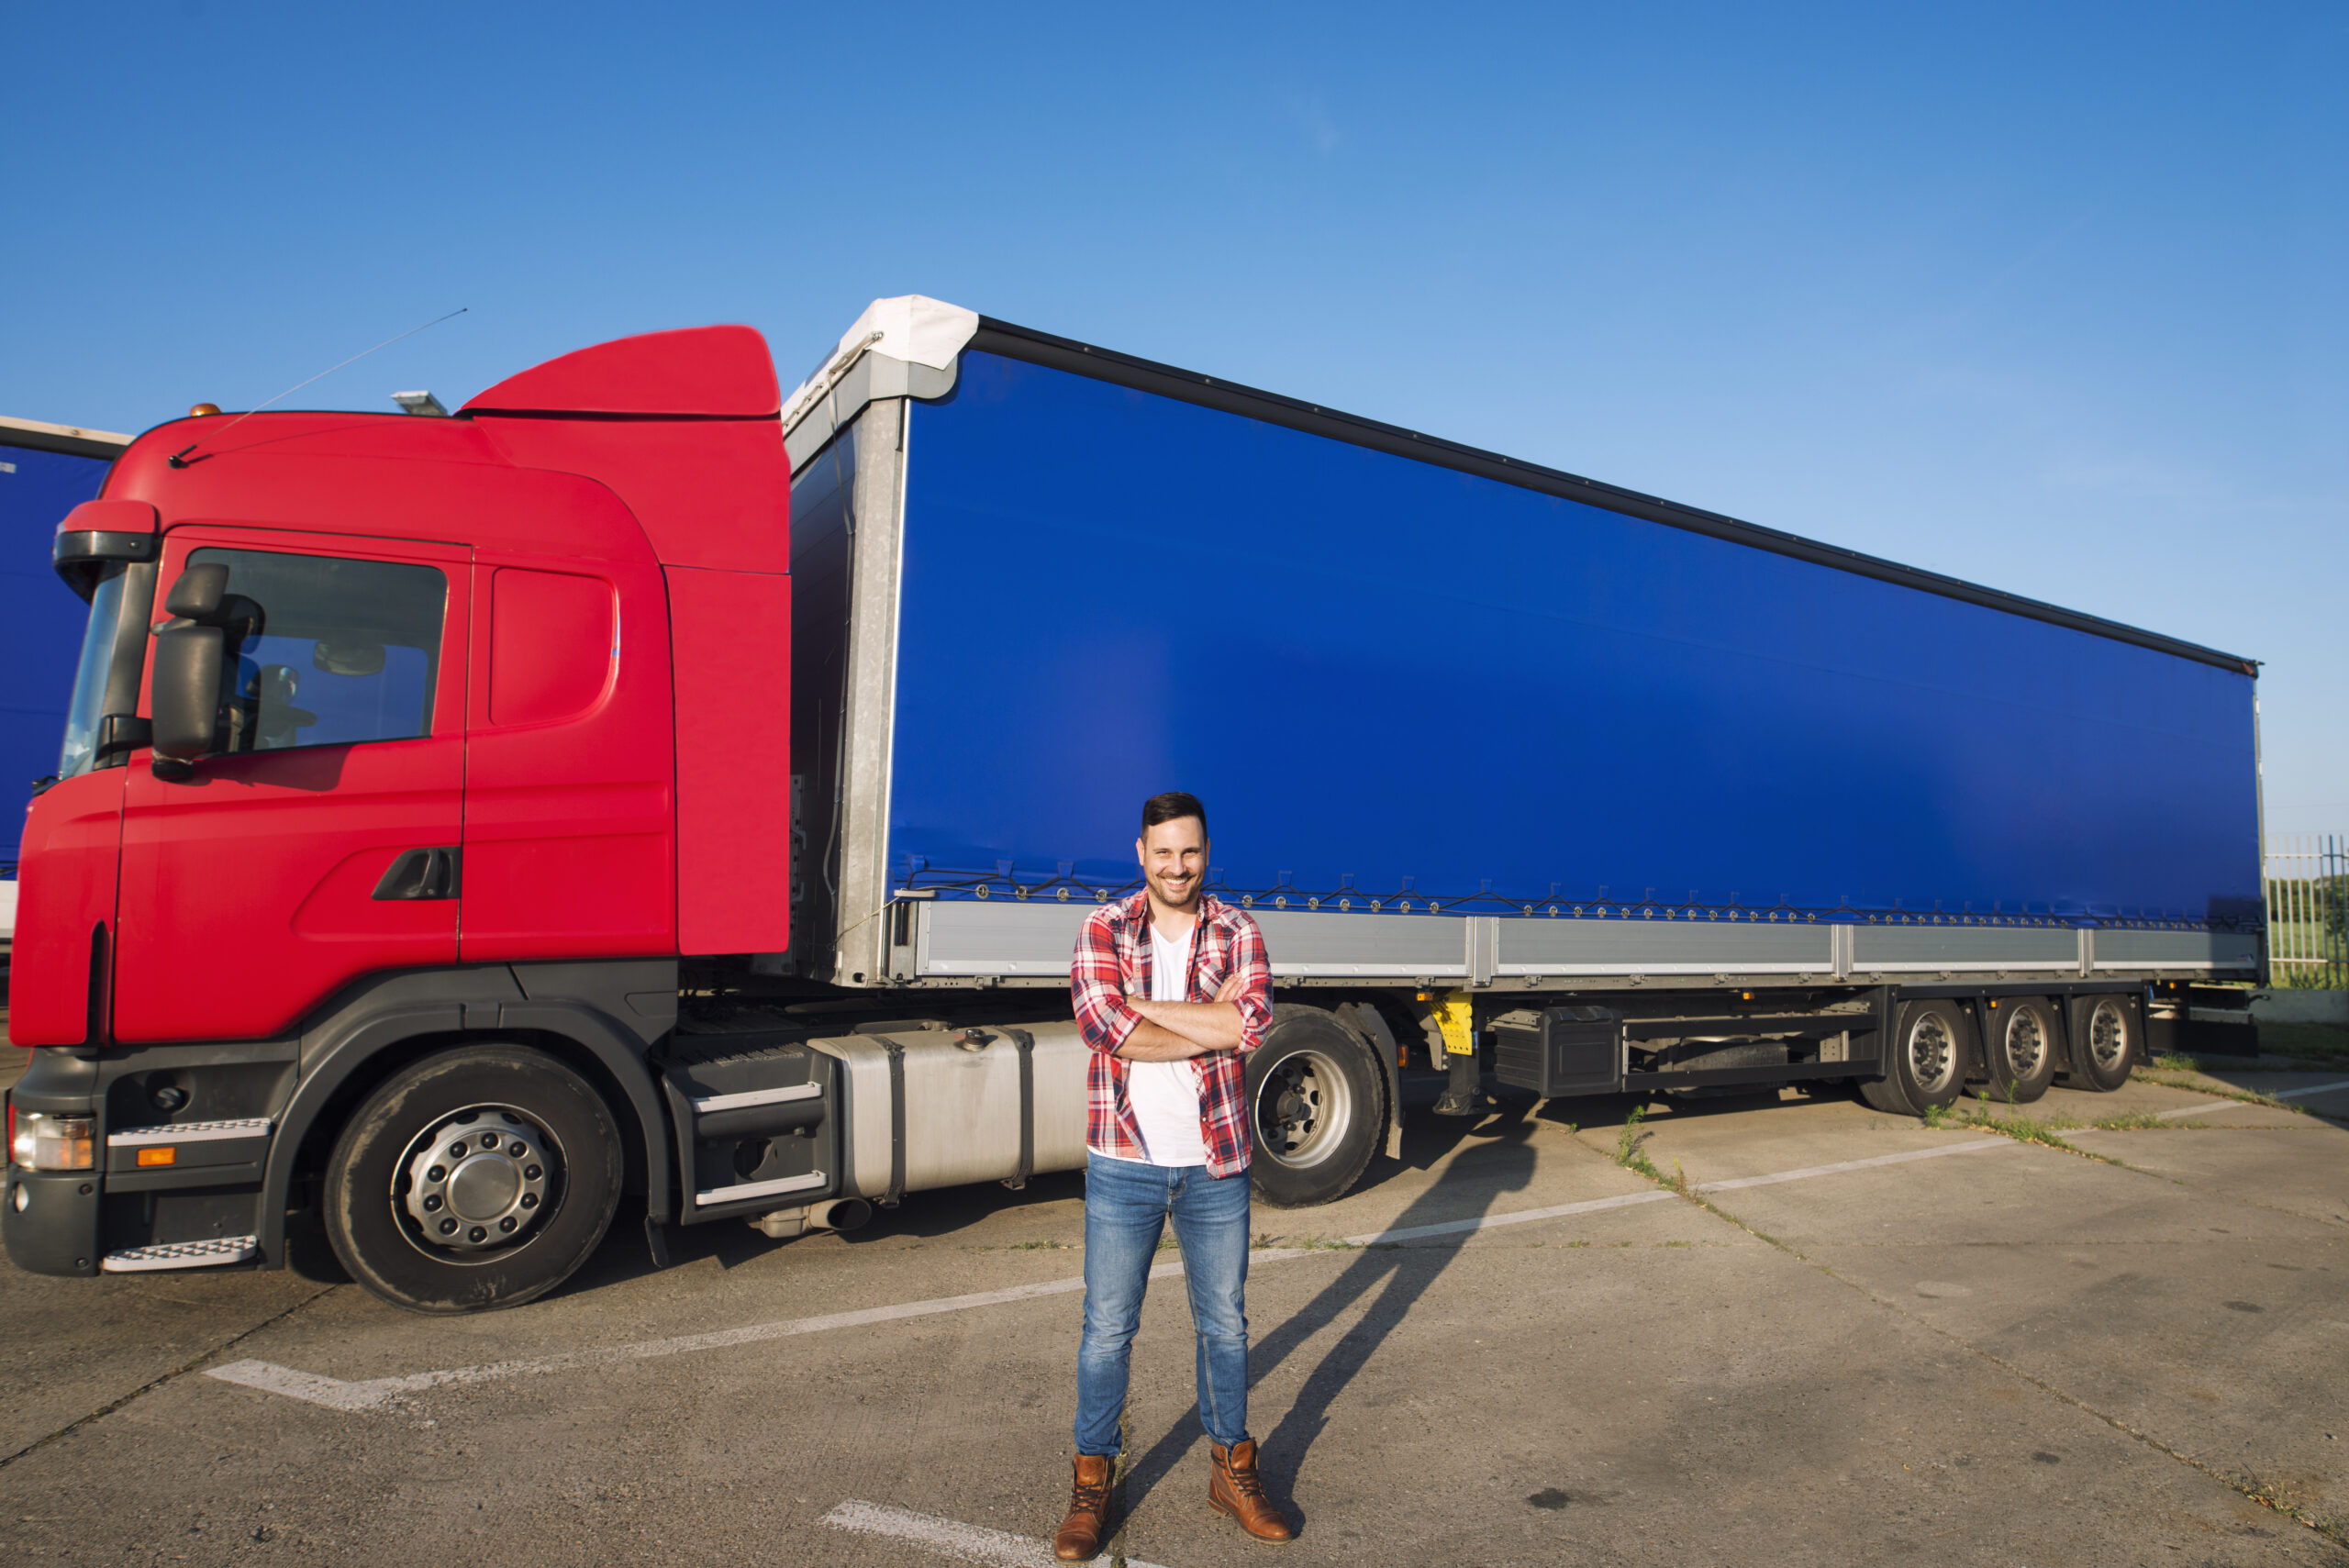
[0,417,128,940]
[764,297,2261,1205]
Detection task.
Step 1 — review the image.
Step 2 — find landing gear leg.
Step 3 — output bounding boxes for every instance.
[1433,1047,1483,1118]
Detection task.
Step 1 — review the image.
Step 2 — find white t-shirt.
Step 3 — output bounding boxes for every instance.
[1101,919,1208,1168]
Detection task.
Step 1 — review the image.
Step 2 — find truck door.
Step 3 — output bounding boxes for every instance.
[113,529,471,1044]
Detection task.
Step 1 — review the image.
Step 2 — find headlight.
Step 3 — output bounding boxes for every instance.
[10,1113,95,1172]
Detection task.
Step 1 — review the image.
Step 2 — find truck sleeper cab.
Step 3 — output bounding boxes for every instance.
[5,304,2262,1312]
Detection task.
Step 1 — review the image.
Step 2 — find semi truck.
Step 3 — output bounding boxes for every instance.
[3,296,2263,1312]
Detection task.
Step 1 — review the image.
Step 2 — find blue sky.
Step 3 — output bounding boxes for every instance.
[6,3,2343,825]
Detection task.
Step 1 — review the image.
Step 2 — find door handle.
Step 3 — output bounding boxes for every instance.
[373,846,462,901]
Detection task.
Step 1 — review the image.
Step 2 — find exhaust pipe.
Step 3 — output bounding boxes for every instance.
[810,1197,872,1232]
[748,1197,874,1240]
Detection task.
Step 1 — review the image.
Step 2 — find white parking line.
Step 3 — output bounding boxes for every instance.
[1344,1187,1672,1244]
[1691,1138,2010,1192]
[823,1499,1176,1568]
[204,1135,2017,1413]
[2155,1100,2250,1120]
[210,1268,1176,1413]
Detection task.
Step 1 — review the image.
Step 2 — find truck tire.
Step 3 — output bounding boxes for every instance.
[1248,1006,1385,1208]
[2064,994,2139,1093]
[324,1044,624,1314]
[1970,997,2059,1104]
[1858,1000,1971,1117]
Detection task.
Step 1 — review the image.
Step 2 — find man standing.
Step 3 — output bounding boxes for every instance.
[1054,792,1296,1559]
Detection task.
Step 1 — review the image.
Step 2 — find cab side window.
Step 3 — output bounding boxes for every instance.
[185,548,447,752]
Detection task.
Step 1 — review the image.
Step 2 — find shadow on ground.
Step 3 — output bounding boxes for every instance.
[1115,1094,1547,1538]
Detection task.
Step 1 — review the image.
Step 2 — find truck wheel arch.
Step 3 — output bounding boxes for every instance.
[1331,998,1405,1162]
[263,992,672,1270]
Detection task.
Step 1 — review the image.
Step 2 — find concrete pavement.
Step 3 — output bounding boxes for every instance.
[1,1067,2343,1565]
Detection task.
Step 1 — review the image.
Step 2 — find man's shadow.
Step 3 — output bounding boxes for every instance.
[1117,1093,1542,1533]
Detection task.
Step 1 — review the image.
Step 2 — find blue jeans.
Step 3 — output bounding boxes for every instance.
[1075,1151,1252,1456]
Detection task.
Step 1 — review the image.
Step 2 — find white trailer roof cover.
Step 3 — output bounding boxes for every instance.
[781,295,979,469]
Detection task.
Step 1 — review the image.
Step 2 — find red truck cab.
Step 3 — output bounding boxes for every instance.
[6,328,793,1308]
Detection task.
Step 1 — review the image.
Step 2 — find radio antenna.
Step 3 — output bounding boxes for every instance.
[169,306,470,467]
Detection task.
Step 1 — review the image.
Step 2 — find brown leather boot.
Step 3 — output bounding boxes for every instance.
[1208,1439,1295,1543]
[1053,1453,1113,1562]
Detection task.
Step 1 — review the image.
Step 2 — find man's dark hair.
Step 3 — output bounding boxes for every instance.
[1141,791,1208,834]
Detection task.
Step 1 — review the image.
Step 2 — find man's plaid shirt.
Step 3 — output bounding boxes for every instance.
[1070,891,1273,1178]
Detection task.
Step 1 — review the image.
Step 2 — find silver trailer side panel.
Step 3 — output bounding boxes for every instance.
[903,901,2254,985]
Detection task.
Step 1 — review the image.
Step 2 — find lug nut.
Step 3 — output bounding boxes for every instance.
[499,1218,516,1232]
[427,1165,446,1183]
[479,1133,498,1150]
[520,1194,539,1209]
[523,1164,542,1181]
[448,1142,468,1158]
[468,1227,486,1243]
[423,1195,442,1212]
[439,1218,457,1235]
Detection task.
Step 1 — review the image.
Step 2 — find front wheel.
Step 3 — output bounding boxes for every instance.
[1247,1006,1386,1207]
[324,1044,623,1313]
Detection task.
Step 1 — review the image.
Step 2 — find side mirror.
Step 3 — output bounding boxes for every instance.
[163,563,264,645]
[163,562,229,620]
[150,625,223,781]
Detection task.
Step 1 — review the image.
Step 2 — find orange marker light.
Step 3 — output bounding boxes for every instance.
[188,403,221,417]
[137,1146,177,1167]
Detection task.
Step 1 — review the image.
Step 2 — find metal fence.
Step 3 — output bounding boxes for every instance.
[2265,832,2348,988]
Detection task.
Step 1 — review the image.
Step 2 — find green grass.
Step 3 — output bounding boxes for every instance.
[2234,1471,2346,1545]
[1251,1230,1361,1251]
[2255,1021,2349,1067]
[2086,1109,2171,1130]
[1965,1106,2097,1154]
[2131,1068,2305,1114]
[1916,1100,2146,1162]
[1613,1105,1663,1182]
[2158,1025,2349,1073]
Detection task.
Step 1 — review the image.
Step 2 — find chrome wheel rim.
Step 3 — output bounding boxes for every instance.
[393,1104,563,1262]
[2005,1009,2049,1081]
[1254,1049,1354,1170]
[1906,1012,1959,1095]
[2087,999,2129,1073]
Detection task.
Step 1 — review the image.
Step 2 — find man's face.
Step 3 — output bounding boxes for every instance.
[1136,816,1208,910]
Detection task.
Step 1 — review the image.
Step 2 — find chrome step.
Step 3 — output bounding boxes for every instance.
[101,1235,259,1272]
[689,1083,818,1114]
[695,1171,827,1207]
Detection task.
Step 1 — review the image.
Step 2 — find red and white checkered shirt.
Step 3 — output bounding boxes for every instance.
[1070,891,1273,1179]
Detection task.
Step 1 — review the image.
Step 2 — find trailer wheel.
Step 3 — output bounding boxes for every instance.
[2064,995,2139,1092]
[1970,997,2059,1104]
[1859,1000,1971,1117]
[324,1044,623,1314]
[1247,1006,1385,1208]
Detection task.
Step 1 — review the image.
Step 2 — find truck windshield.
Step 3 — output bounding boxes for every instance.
[56,563,128,781]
